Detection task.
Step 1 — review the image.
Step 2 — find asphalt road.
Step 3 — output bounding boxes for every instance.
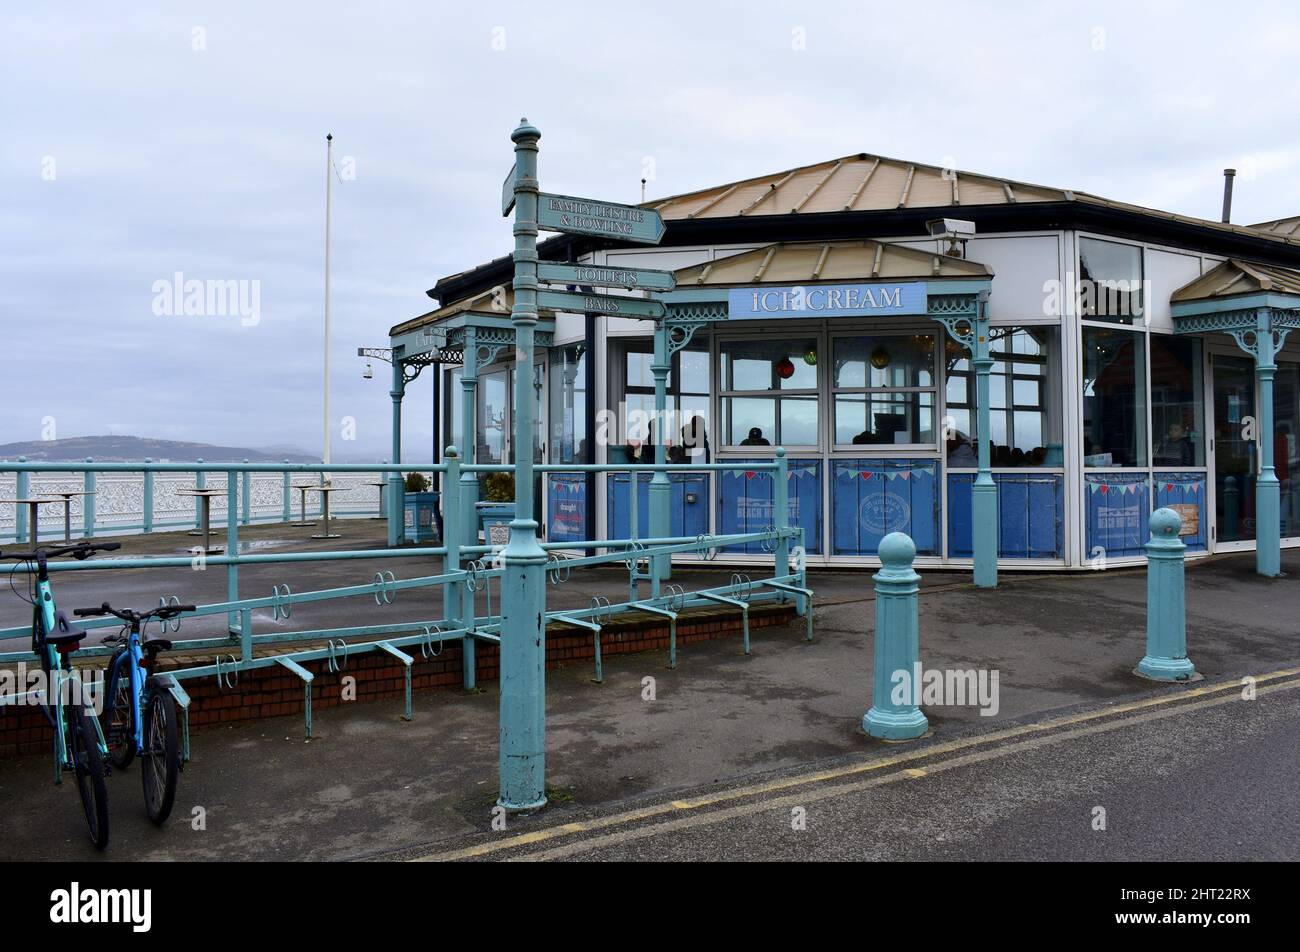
[411,674,1300,862]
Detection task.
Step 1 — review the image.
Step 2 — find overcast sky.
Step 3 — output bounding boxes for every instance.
[4,0,1298,459]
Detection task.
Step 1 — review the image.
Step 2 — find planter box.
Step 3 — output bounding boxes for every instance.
[476,501,514,546]
[404,491,441,543]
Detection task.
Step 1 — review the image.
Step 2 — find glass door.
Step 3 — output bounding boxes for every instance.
[1212,354,1256,545]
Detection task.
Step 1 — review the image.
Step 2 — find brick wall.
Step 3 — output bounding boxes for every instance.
[0,604,795,759]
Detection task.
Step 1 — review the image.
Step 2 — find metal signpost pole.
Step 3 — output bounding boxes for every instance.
[498,119,549,812]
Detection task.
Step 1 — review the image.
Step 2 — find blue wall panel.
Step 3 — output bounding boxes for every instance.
[607,472,709,541]
[1152,472,1207,552]
[717,458,822,554]
[1084,473,1150,558]
[546,473,587,542]
[832,459,938,556]
[947,473,1064,559]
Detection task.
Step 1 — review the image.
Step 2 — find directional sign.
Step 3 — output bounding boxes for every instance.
[536,289,665,319]
[501,163,516,217]
[537,193,665,245]
[536,261,676,292]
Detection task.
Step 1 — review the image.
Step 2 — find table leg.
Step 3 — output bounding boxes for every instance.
[201,497,211,553]
[312,492,340,540]
[28,502,39,546]
[64,500,72,544]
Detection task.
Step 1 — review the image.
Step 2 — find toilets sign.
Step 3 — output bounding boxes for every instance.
[728,282,927,319]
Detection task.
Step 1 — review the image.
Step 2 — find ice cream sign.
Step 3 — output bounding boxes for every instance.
[727,282,927,319]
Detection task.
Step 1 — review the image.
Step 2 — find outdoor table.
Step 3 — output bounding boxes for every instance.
[308,485,343,540]
[0,499,47,546]
[365,480,389,520]
[290,484,318,527]
[175,488,225,554]
[44,490,95,543]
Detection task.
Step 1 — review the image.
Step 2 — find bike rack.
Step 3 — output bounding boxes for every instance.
[326,638,349,673]
[550,610,603,682]
[696,589,751,655]
[375,641,413,721]
[761,579,815,641]
[631,599,679,669]
[372,571,397,606]
[152,673,192,764]
[271,583,293,621]
[158,595,183,633]
[213,653,239,690]
[274,655,315,739]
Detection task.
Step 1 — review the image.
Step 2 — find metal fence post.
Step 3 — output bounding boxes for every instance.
[15,458,28,543]
[863,532,929,740]
[142,459,154,534]
[442,448,471,688]
[1138,508,1196,681]
[281,460,291,523]
[83,458,96,539]
[241,459,252,525]
[227,470,244,651]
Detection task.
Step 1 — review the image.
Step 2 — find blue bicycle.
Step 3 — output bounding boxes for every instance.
[77,599,192,825]
[2,541,121,850]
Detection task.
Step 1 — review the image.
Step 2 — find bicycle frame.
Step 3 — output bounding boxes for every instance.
[106,624,148,755]
[30,568,109,784]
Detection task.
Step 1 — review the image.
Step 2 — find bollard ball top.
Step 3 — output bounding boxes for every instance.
[1149,507,1182,539]
[878,531,916,568]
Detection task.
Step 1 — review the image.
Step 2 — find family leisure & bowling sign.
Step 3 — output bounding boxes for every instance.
[727,282,927,319]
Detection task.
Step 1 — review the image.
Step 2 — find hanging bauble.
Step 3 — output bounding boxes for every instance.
[776,356,796,379]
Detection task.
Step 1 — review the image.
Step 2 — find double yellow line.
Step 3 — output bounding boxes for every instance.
[413,667,1300,862]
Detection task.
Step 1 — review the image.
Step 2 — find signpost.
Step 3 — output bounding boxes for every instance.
[497,120,669,813]
[536,261,676,292]
[537,192,666,244]
[501,162,516,217]
[536,288,666,319]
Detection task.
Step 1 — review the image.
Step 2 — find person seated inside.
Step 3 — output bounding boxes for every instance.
[740,426,770,446]
[852,428,877,445]
[1155,422,1194,466]
[670,417,710,464]
[946,433,976,466]
[628,422,655,463]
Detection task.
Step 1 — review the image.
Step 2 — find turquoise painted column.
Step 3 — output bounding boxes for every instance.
[227,471,244,650]
[82,458,95,539]
[774,447,790,581]
[498,119,548,811]
[15,458,28,542]
[649,319,671,587]
[1138,508,1196,680]
[863,532,929,740]
[970,294,997,588]
[281,460,291,522]
[241,459,252,525]
[459,327,480,690]
[388,355,406,547]
[142,459,154,533]
[1253,310,1281,577]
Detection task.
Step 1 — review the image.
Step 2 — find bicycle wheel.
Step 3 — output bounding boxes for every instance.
[141,689,179,825]
[70,705,110,851]
[104,654,136,770]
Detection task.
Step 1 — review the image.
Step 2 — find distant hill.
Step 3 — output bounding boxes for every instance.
[0,436,320,463]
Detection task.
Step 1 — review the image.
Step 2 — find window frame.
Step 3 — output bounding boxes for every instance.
[829,329,939,452]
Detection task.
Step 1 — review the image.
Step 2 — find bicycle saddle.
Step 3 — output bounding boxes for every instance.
[45,611,89,649]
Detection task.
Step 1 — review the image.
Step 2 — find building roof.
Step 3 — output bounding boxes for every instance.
[672,239,991,287]
[645,152,1300,250]
[1171,257,1300,302]
[1249,215,1300,238]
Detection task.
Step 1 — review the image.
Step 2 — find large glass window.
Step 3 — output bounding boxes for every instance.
[548,344,587,463]
[720,338,819,447]
[1079,237,1143,324]
[832,334,936,446]
[615,340,711,458]
[1082,326,1147,467]
[946,327,1063,467]
[1150,335,1204,467]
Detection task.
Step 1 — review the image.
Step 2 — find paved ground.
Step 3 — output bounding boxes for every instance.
[0,528,1295,861]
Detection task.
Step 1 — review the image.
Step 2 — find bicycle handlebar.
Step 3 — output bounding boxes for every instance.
[74,602,195,622]
[0,541,121,562]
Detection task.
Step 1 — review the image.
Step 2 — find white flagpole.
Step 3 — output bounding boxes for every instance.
[323,133,332,482]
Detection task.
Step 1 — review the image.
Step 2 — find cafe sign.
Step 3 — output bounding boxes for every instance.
[728,282,927,319]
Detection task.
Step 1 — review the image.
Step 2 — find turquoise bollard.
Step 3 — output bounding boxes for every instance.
[1138,508,1197,681]
[864,532,929,740]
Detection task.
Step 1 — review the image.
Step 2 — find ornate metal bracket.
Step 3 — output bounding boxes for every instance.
[928,295,982,350]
